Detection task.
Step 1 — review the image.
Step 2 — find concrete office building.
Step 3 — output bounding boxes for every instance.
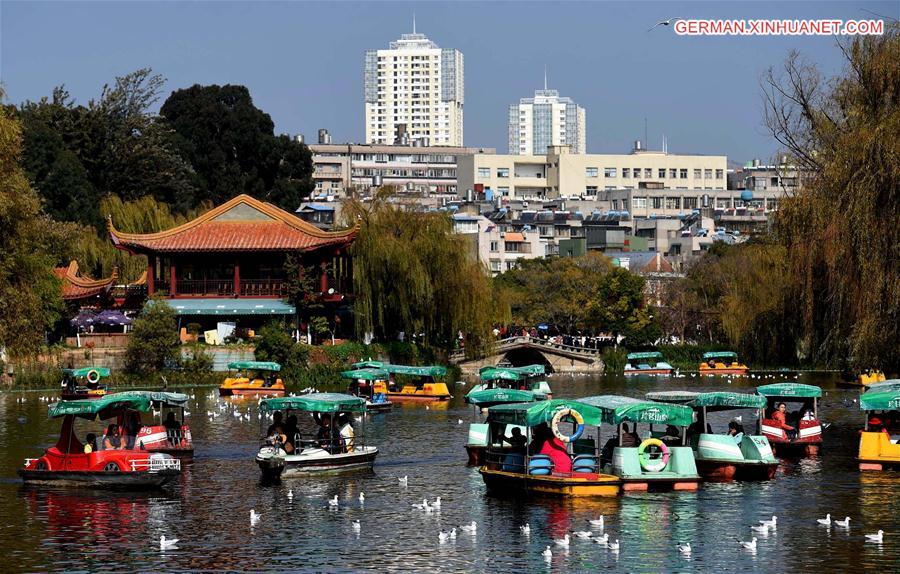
[508,86,586,155]
[364,26,464,146]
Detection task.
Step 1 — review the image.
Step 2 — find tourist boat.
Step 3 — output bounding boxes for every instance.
[340,367,393,412]
[623,352,675,376]
[858,369,887,387]
[699,351,749,375]
[352,362,452,401]
[60,367,109,400]
[756,383,823,456]
[255,393,378,479]
[479,400,621,497]
[579,395,700,492]
[857,383,900,471]
[471,364,553,398]
[219,361,285,396]
[19,393,182,489]
[646,391,778,481]
[464,387,542,466]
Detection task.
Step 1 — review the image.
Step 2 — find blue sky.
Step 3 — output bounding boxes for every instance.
[2,1,896,163]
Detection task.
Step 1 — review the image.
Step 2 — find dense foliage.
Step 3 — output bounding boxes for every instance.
[254,322,310,385]
[343,191,499,357]
[125,300,180,375]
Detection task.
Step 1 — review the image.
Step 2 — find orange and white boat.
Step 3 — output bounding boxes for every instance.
[219,361,285,396]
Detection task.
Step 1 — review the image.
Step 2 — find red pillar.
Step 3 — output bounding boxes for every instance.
[146,259,155,296]
[169,259,177,297]
[319,261,328,293]
[234,261,241,298]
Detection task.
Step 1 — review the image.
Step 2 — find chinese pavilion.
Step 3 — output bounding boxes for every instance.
[108,194,356,328]
[55,260,124,306]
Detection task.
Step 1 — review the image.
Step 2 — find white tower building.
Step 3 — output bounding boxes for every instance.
[508,75,586,155]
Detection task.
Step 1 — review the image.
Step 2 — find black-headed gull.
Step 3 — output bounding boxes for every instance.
[608,539,620,551]
[740,537,757,550]
[520,523,530,535]
[159,535,179,550]
[460,521,477,534]
[250,509,261,526]
[573,530,592,539]
[678,543,691,555]
[554,534,570,547]
[835,517,851,528]
[865,530,884,543]
[759,516,777,529]
[817,514,832,526]
[542,546,552,559]
[589,516,605,528]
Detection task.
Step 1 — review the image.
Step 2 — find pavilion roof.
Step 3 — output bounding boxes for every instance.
[108,194,357,254]
[54,261,117,300]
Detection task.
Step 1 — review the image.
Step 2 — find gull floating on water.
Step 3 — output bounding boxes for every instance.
[678,543,692,555]
[432,496,441,510]
[817,514,832,526]
[835,517,851,528]
[439,530,451,543]
[608,539,620,551]
[359,492,365,504]
[399,476,408,486]
[759,516,777,529]
[865,530,884,543]
[449,527,456,540]
[553,534,570,547]
[159,535,179,550]
[751,524,769,533]
[542,546,552,559]
[250,509,261,526]
[593,533,609,545]
[589,516,605,528]
[328,495,339,508]
[740,537,757,550]
[460,521,477,533]
[458,419,464,425]
[520,523,530,535]
[573,530,592,539]
[352,520,361,533]
[287,490,293,502]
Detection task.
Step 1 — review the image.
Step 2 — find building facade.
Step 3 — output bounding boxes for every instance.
[364,29,464,146]
[458,144,727,199]
[452,214,545,275]
[310,142,494,197]
[508,89,586,155]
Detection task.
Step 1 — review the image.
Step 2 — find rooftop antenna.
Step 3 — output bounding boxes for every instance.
[644,117,648,151]
[413,12,416,34]
[544,65,548,90]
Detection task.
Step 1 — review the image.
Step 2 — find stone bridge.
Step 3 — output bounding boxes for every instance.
[450,336,604,374]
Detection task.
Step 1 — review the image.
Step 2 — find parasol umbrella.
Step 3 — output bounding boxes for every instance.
[70,309,97,329]
[94,309,133,327]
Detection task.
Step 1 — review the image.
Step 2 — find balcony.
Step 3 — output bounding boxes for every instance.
[173,279,287,298]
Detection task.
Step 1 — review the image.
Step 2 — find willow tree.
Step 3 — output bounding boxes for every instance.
[343,191,497,357]
[762,24,900,368]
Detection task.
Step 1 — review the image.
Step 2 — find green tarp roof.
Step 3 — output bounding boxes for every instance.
[260,393,366,414]
[646,391,766,410]
[480,369,521,382]
[487,399,604,428]
[341,368,389,381]
[382,364,447,377]
[159,298,296,316]
[646,391,699,403]
[48,391,189,419]
[580,395,694,427]
[702,351,738,359]
[627,352,664,360]
[859,390,900,411]
[63,367,111,378]
[865,380,900,395]
[352,361,384,369]
[465,388,540,407]
[227,361,281,372]
[756,383,822,399]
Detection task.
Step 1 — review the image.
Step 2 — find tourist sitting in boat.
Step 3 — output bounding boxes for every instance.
[267,411,284,437]
[539,432,572,473]
[338,413,355,453]
[84,433,97,453]
[661,425,682,446]
[268,423,294,454]
[124,411,142,449]
[772,402,797,439]
[284,415,299,451]
[727,421,745,444]
[502,427,527,453]
[102,424,123,450]
[164,412,181,446]
[528,422,552,454]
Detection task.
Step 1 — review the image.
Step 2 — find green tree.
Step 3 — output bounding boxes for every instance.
[589,267,660,345]
[254,321,309,384]
[160,84,313,210]
[762,25,900,368]
[0,101,76,357]
[125,300,180,375]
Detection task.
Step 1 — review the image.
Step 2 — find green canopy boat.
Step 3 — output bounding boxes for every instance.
[465,388,540,407]
[49,391,189,419]
[702,351,738,360]
[487,399,603,428]
[580,395,694,427]
[626,352,664,360]
[756,383,822,399]
[863,380,900,395]
[63,367,111,378]
[859,390,900,412]
[340,368,389,381]
[352,361,385,369]
[687,391,767,411]
[340,368,392,411]
[227,361,281,372]
[382,364,447,377]
[260,393,367,414]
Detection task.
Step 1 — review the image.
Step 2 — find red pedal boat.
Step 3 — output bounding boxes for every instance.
[19,392,185,489]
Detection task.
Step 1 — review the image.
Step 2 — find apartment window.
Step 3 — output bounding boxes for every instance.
[506,261,516,271]
[644,168,652,178]
[705,169,713,179]
[716,169,724,179]
[498,186,509,196]
[622,168,630,178]
[633,168,641,179]
[694,169,702,179]
[497,168,509,178]
[665,197,681,209]
[680,169,688,179]
[683,197,698,209]
[612,200,619,210]
[490,240,499,252]
[658,168,666,178]
[539,226,552,236]
[633,197,648,209]
[477,168,490,177]
[622,199,629,211]
[490,260,501,272]
[670,168,678,178]
[585,185,598,195]
[586,167,599,178]
[505,242,521,252]
[604,168,617,178]
[652,197,662,209]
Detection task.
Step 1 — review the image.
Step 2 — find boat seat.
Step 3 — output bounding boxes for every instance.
[528,455,553,475]
[502,453,525,473]
[572,455,598,473]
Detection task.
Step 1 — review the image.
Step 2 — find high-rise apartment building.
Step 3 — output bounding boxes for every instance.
[508,86,586,155]
[364,27,464,146]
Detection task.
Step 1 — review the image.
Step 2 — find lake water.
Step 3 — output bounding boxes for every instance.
[1,372,898,573]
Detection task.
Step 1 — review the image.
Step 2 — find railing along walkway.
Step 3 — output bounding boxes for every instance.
[450,336,604,363]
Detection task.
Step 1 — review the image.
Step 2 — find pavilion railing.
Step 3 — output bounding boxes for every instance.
[175,279,236,297]
[240,279,286,297]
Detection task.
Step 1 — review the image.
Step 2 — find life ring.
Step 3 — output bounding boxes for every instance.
[86,369,101,384]
[551,408,584,443]
[638,438,669,472]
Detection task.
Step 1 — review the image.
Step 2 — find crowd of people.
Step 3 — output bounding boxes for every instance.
[492,326,615,351]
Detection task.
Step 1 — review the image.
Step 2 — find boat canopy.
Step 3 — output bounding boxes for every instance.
[702,351,738,359]
[340,368,389,381]
[479,364,545,376]
[260,393,366,414]
[227,361,281,372]
[63,367,111,378]
[48,391,189,419]
[580,395,694,427]
[645,390,699,403]
[352,361,385,369]
[756,383,822,399]
[864,379,900,394]
[480,368,521,382]
[487,399,603,428]
[382,364,447,377]
[859,390,900,411]
[465,388,540,407]
[688,392,766,410]
[626,352,663,360]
